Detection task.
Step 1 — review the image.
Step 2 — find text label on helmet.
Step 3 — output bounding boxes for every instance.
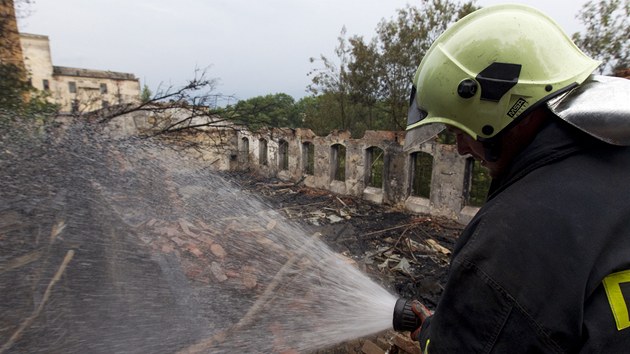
[507,98,528,118]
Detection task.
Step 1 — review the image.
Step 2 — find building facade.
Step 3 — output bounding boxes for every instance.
[20,33,140,113]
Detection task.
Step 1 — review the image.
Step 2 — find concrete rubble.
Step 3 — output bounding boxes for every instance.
[115,171,460,353]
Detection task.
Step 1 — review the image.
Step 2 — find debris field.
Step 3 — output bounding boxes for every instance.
[217,171,463,354]
[0,151,462,354]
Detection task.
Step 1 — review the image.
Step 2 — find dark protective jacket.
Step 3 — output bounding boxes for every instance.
[418,117,630,353]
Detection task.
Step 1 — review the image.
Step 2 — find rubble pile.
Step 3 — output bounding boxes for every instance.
[0,150,461,354]
[223,171,462,354]
[112,170,462,354]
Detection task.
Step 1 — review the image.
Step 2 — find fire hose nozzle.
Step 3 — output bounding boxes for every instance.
[392,298,421,332]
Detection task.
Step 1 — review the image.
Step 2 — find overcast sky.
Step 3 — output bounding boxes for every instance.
[18,0,588,103]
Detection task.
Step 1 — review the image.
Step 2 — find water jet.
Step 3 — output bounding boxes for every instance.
[1,121,425,353]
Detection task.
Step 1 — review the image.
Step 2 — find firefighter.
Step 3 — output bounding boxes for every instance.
[404,4,630,353]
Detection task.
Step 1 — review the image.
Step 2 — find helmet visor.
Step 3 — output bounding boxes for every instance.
[407,86,428,126]
[404,86,445,151]
[404,123,445,151]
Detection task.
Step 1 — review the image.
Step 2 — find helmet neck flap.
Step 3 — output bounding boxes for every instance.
[547,75,630,146]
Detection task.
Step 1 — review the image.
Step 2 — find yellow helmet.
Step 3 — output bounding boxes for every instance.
[405,4,600,150]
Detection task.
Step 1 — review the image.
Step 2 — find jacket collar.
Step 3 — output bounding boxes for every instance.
[486,118,588,200]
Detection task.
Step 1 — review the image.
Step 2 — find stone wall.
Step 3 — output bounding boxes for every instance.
[236,128,479,224]
[104,112,480,224]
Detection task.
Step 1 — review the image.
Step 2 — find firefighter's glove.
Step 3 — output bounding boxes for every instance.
[410,300,433,341]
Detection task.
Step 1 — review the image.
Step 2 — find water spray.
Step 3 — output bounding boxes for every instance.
[2,121,433,353]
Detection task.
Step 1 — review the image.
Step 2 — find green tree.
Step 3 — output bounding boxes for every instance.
[572,0,630,74]
[0,62,59,128]
[0,63,31,111]
[140,84,153,103]
[230,93,298,131]
[346,35,382,131]
[307,26,352,132]
[468,159,491,206]
[307,0,477,135]
[297,94,341,136]
[373,0,478,130]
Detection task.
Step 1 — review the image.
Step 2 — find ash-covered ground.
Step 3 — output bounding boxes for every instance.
[222,170,462,311]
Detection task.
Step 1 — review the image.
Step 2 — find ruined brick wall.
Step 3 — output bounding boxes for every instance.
[104,111,479,223]
[236,128,478,224]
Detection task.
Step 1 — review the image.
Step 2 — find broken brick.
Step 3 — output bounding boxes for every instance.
[196,219,211,230]
[210,243,227,258]
[241,266,258,289]
[376,337,391,351]
[170,236,186,246]
[185,266,203,279]
[156,226,180,237]
[179,218,201,238]
[362,340,386,354]
[210,262,227,282]
[225,269,240,278]
[185,243,204,258]
[392,332,421,354]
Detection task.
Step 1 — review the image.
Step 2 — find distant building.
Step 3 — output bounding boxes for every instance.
[19,33,140,114]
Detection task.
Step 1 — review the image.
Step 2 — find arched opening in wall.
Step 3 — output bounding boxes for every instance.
[409,151,433,198]
[464,158,491,206]
[278,140,289,171]
[330,144,346,181]
[259,138,268,166]
[365,146,384,188]
[302,142,315,175]
[241,137,250,163]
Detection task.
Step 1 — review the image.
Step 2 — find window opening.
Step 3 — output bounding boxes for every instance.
[241,137,250,162]
[410,152,433,198]
[71,99,79,114]
[366,147,384,188]
[464,158,491,206]
[259,139,268,166]
[278,140,289,170]
[331,144,346,181]
[302,142,314,175]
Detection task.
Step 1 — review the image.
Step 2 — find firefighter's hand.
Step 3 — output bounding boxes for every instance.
[409,300,433,341]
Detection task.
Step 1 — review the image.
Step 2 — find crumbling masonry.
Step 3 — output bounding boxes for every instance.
[108,112,482,223]
[234,128,480,224]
